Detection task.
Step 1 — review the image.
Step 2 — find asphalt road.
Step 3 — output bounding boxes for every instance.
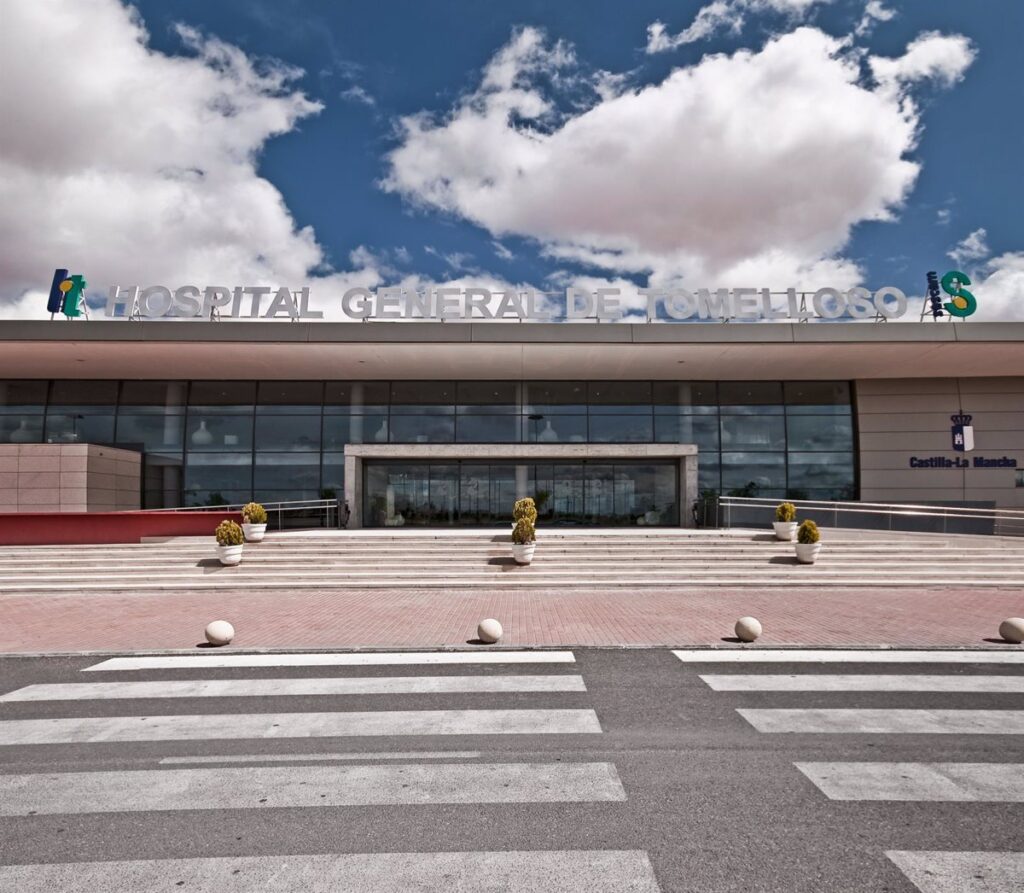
[0,647,1022,891]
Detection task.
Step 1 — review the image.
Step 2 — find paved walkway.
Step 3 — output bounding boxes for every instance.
[1,586,1021,653]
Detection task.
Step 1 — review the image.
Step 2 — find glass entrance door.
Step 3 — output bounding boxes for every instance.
[363,461,679,527]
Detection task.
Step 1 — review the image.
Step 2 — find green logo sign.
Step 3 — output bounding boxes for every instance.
[940,270,977,318]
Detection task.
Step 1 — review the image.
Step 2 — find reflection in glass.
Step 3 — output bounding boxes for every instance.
[721,452,786,496]
[115,414,184,451]
[44,414,115,445]
[186,415,253,451]
[654,415,719,450]
[1,415,44,444]
[49,380,118,408]
[324,382,390,413]
[254,415,320,451]
[389,415,454,443]
[188,381,256,411]
[588,415,653,443]
[256,381,324,413]
[720,415,785,451]
[0,381,48,413]
[457,415,519,443]
[786,415,853,451]
[786,452,855,495]
[254,453,321,490]
[184,453,253,494]
[524,415,587,443]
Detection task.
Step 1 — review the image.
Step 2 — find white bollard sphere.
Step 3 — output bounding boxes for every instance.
[205,620,235,646]
[735,616,762,643]
[999,617,1024,644]
[477,618,503,644]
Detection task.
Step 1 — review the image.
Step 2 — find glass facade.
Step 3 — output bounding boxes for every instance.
[0,379,856,508]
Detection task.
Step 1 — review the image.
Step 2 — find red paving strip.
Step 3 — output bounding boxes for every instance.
[0,587,1022,653]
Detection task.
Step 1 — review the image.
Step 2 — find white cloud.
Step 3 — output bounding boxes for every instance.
[870,31,975,88]
[340,85,376,107]
[492,241,515,261]
[645,0,830,53]
[970,252,1024,322]
[0,0,379,319]
[936,208,951,226]
[855,1,895,37]
[385,25,974,291]
[948,228,989,267]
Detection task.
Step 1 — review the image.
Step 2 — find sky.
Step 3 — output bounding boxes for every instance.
[1,0,1022,321]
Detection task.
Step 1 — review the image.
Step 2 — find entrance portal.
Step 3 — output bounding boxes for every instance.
[362,460,679,527]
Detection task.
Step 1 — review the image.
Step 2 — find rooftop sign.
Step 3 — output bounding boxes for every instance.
[101,284,911,322]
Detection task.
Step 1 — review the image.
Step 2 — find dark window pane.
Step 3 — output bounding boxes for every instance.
[654,415,720,450]
[189,381,256,410]
[186,415,253,451]
[614,464,678,525]
[786,415,854,451]
[324,382,389,413]
[44,414,115,444]
[524,415,587,443]
[254,453,321,489]
[588,415,653,443]
[323,414,388,448]
[721,452,786,495]
[49,381,118,407]
[0,381,48,412]
[787,452,855,492]
[456,382,518,411]
[1,415,44,443]
[184,490,251,508]
[184,453,252,493]
[524,382,586,413]
[698,460,721,495]
[718,381,784,413]
[720,415,785,450]
[652,382,717,407]
[115,415,185,451]
[254,415,320,451]
[322,453,346,491]
[457,415,520,443]
[256,381,324,412]
[390,381,455,408]
[588,381,651,412]
[784,381,851,411]
[119,382,187,409]
[389,415,455,443]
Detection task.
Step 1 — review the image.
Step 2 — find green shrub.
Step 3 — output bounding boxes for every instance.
[216,519,244,546]
[512,517,536,545]
[775,502,797,522]
[513,497,537,524]
[242,502,268,524]
[797,519,820,544]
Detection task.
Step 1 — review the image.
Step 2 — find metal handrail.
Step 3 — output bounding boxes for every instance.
[713,495,1024,536]
[147,498,341,529]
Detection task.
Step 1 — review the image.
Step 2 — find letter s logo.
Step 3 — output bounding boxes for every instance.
[940,270,977,318]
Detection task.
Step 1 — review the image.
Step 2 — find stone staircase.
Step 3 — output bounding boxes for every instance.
[0,528,1022,592]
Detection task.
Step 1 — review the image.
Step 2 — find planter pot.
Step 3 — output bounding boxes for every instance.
[242,522,267,543]
[794,542,822,564]
[773,521,797,541]
[512,543,536,565]
[216,544,243,566]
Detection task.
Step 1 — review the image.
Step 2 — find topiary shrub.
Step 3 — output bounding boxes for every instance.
[512,517,536,545]
[242,502,268,524]
[216,519,244,546]
[797,519,820,545]
[513,497,537,524]
[775,502,797,522]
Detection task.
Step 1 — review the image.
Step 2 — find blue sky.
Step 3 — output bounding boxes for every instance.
[2,0,1022,319]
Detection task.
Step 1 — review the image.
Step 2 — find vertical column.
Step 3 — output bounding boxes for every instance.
[515,464,529,499]
[344,451,362,528]
[680,453,698,528]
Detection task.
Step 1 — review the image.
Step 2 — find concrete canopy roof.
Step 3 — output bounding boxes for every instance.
[0,320,1022,381]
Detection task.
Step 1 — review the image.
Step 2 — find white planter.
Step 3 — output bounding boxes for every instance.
[216,544,243,566]
[773,521,797,541]
[794,542,822,564]
[512,543,536,565]
[242,522,267,542]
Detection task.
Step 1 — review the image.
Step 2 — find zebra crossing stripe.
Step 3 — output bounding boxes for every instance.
[737,709,1024,734]
[674,650,1024,664]
[0,851,663,892]
[159,751,482,764]
[83,651,576,672]
[0,675,587,702]
[0,708,602,745]
[700,674,1024,692]
[887,851,1024,893]
[0,762,626,815]
[795,762,1024,801]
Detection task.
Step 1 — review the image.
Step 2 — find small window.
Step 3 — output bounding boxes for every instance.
[1016,469,1024,488]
